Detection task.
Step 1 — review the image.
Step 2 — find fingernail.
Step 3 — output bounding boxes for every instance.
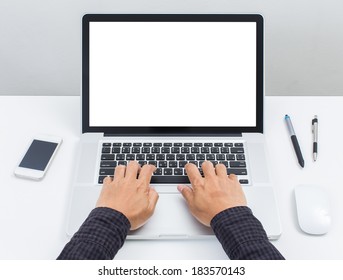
[177,185,183,193]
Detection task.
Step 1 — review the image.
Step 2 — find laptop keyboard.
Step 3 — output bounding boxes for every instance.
[98,142,249,185]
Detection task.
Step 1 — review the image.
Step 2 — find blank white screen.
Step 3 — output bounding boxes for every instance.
[89,21,256,127]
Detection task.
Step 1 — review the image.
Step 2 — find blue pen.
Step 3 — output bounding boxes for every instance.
[285,115,304,168]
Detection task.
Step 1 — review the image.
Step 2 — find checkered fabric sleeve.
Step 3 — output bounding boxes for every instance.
[210,206,285,260]
[57,207,130,260]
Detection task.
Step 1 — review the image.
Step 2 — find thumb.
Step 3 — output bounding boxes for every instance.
[177,185,194,205]
[148,187,159,213]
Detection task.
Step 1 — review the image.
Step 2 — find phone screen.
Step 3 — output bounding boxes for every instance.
[19,140,58,171]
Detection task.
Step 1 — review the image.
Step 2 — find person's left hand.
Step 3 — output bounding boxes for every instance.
[96,161,159,230]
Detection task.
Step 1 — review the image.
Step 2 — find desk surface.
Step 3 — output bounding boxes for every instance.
[0,96,342,260]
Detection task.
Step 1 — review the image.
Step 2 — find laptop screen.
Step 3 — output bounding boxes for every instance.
[82,14,263,135]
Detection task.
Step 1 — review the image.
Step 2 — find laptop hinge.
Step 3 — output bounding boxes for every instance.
[103,133,242,137]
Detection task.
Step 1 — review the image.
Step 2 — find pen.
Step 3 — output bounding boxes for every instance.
[285,115,305,168]
[312,115,318,161]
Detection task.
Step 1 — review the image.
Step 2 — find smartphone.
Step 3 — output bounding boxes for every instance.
[14,135,62,180]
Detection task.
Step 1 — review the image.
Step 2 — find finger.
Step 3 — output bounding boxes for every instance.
[147,187,159,213]
[215,163,227,177]
[103,175,113,186]
[185,163,203,187]
[125,161,140,179]
[114,164,126,179]
[177,185,194,205]
[228,173,238,182]
[202,161,216,177]
[138,164,157,184]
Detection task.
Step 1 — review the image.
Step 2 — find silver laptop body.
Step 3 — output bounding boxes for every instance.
[66,14,282,240]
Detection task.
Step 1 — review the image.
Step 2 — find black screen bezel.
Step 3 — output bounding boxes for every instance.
[82,14,264,135]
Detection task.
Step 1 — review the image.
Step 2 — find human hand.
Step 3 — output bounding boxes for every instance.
[96,161,159,230]
[177,161,247,227]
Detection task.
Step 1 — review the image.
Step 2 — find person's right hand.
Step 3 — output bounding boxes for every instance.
[177,161,247,227]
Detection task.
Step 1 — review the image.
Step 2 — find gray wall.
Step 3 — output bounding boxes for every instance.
[1,0,342,96]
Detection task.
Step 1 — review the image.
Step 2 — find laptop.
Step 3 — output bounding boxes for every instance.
[66,14,282,240]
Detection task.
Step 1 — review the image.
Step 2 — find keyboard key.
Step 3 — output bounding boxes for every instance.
[112,147,121,153]
[174,168,183,175]
[196,154,205,160]
[118,161,127,166]
[101,154,114,160]
[161,147,170,153]
[136,154,145,160]
[100,161,117,168]
[174,143,182,147]
[186,154,195,160]
[169,161,178,167]
[188,161,198,167]
[122,147,131,153]
[102,147,111,153]
[201,147,210,153]
[148,161,157,166]
[221,147,230,153]
[181,147,190,153]
[224,143,233,147]
[159,161,168,168]
[194,143,203,147]
[236,154,245,160]
[191,147,200,153]
[154,168,162,175]
[166,154,175,160]
[176,154,185,160]
[112,143,121,147]
[179,161,187,167]
[156,154,165,160]
[219,161,229,167]
[116,154,125,160]
[211,147,220,153]
[163,143,172,147]
[214,143,223,147]
[216,154,225,160]
[234,143,244,147]
[239,179,249,184]
[184,143,193,147]
[206,154,215,160]
[231,147,245,154]
[131,147,140,153]
[164,168,173,175]
[230,161,246,168]
[150,176,190,184]
[146,154,155,160]
[204,143,213,147]
[227,168,247,175]
[126,154,135,160]
[153,143,162,147]
[171,147,180,153]
[123,143,132,147]
[133,143,142,147]
[142,147,150,153]
[99,168,115,176]
[227,154,235,160]
[151,147,160,153]
[102,143,111,147]
[143,143,152,147]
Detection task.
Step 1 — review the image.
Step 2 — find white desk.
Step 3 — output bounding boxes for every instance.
[0,96,342,259]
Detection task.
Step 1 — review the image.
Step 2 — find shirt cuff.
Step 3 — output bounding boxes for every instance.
[73,207,131,257]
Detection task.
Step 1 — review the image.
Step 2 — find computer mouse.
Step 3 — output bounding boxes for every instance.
[294,184,331,235]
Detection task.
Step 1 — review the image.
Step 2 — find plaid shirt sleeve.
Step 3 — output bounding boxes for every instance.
[57,207,130,260]
[210,206,285,260]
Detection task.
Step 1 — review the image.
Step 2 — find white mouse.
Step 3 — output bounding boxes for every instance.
[294,184,331,235]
